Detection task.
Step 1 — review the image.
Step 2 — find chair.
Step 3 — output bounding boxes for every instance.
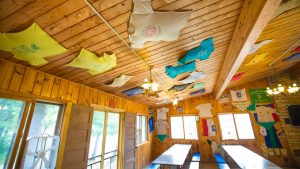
[214,153,230,169]
[191,152,201,162]
[146,163,160,169]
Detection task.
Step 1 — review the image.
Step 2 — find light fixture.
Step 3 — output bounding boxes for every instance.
[267,83,299,95]
[172,98,178,106]
[266,65,299,95]
[141,67,159,98]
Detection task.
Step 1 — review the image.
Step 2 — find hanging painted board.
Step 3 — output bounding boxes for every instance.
[256,104,278,122]
[0,23,67,66]
[128,0,192,49]
[230,88,247,102]
[248,39,272,55]
[178,71,205,84]
[149,116,154,133]
[202,118,216,136]
[231,72,245,81]
[178,37,214,65]
[231,101,250,111]
[196,103,212,117]
[282,52,300,61]
[292,46,300,53]
[105,74,133,87]
[156,120,168,142]
[219,93,230,103]
[168,83,191,92]
[249,88,272,103]
[166,61,195,78]
[157,107,169,120]
[66,49,117,75]
[190,88,205,96]
[245,53,269,66]
[122,86,144,96]
[247,102,256,111]
[271,0,300,19]
[192,82,205,90]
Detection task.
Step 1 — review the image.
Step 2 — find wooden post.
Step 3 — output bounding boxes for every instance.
[214,0,282,99]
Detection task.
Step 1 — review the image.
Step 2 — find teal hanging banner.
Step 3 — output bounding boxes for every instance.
[249,88,272,103]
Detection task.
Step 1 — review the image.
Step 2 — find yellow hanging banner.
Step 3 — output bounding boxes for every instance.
[66,48,117,75]
[0,23,67,66]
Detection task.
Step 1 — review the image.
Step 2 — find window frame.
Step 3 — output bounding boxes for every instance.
[136,115,148,145]
[218,113,256,141]
[170,115,199,140]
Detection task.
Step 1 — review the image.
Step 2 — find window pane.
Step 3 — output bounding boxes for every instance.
[170,117,184,139]
[27,102,62,138]
[104,113,120,169]
[0,98,25,169]
[183,116,198,139]
[141,116,146,143]
[234,114,255,139]
[88,111,105,168]
[136,116,141,144]
[218,114,238,140]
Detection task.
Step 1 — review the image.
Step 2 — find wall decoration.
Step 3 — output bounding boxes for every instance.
[157,107,169,120]
[128,0,192,48]
[282,52,300,61]
[292,46,300,53]
[178,71,205,84]
[271,0,300,19]
[196,103,212,117]
[220,102,232,112]
[219,93,230,103]
[231,72,245,81]
[261,143,269,157]
[156,120,168,142]
[66,49,117,75]
[122,86,144,96]
[166,61,196,78]
[249,88,272,103]
[168,83,191,92]
[148,107,152,114]
[248,39,272,55]
[178,106,183,113]
[230,88,247,101]
[178,37,214,65]
[0,23,67,66]
[149,116,154,133]
[231,102,250,111]
[245,53,269,66]
[260,126,267,136]
[269,149,275,156]
[256,104,277,122]
[106,74,133,87]
[247,102,256,111]
[202,118,216,136]
[274,148,281,156]
[190,88,205,96]
[192,82,205,90]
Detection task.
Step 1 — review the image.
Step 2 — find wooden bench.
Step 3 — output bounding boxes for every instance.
[146,163,160,169]
[191,152,201,162]
[214,153,230,169]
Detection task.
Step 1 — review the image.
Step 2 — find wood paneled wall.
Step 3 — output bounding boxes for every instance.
[0,60,152,168]
[0,60,148,112]
[152,79,296,167]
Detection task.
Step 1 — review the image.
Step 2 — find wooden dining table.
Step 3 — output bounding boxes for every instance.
[152,144,192,168]
[222,145,281,169]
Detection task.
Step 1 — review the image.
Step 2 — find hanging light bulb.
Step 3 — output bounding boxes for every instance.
[277,84,285,92]
[266,87,273,95]
[272,88,280,95]
[173,98,178,106]
[151,82,159,92]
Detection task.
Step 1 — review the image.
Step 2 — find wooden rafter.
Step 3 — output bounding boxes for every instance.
[214,0,282,99]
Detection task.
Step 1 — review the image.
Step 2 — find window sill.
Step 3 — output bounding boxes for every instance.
[136,141,149,147]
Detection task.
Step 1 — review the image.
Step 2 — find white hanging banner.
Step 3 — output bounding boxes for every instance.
[230,88,247,102]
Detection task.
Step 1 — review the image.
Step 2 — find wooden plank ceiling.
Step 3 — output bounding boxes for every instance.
[0,0,299,105]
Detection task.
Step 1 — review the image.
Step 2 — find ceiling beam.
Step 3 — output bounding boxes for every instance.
[214,0,282,99]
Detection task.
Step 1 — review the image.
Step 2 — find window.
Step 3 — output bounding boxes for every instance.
[136,115,147,145]
[0,98,25,169]
[218,113,255,140]
[170,116,198,140]
[88,111,120,169]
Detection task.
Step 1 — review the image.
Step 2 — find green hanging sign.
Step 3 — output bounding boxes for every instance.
[249,89,272,103]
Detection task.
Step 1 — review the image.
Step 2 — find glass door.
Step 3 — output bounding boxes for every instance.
[88,111,120,169]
